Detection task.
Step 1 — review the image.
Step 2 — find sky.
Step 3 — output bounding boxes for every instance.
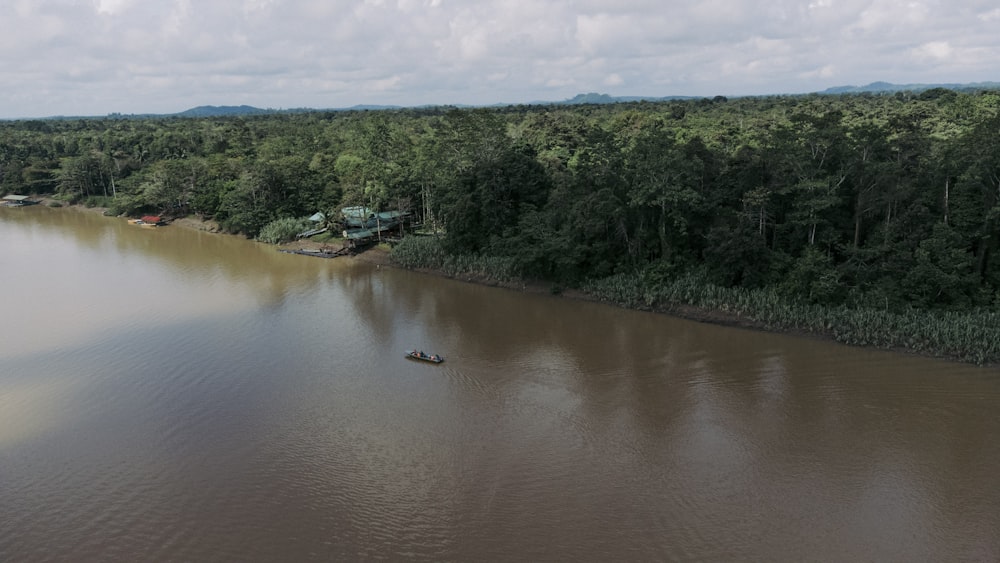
[1,0,998,118]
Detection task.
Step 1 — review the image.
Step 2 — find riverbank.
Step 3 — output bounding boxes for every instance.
[37,201,997,366]
[196,215,1000,366]
[386,235,1000,366]
[284,235,587,299]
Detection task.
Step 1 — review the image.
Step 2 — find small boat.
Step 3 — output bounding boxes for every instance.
[405,350,444,363]
[128,216,164,227]
[1,195,38,207]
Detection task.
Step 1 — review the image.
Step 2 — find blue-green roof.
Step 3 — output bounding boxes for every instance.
[343,229,374,240]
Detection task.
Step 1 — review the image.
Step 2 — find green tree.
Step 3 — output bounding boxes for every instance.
[902,223,978,308]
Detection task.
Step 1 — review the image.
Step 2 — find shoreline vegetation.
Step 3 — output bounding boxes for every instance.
[24,200,1000,366]
[386,234,1000,366]
[5,92,1000,366]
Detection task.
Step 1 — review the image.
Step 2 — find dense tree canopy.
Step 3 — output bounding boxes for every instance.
[3,91,1000,313]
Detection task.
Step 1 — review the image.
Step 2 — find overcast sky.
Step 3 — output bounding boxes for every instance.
[1,0,998,118]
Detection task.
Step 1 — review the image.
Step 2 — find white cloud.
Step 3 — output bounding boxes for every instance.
[978,8,1000,21]
[913,40,953,61]
[0,0,998,117]
[95,0,133,15]
[603,73,624,87]
[800,65,836,80]
[243,0,277,13]
[371,75,403,91]
[454,18,491,61]
[575,13,633,55]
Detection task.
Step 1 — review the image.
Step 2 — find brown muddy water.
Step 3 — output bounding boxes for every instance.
[2,206,999,562]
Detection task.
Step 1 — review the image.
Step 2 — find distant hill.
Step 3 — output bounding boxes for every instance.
[343,104,404,111]
[819,81,1000,95]
[159,95,696,119]
[563,93,622,104]
[173,105,273,118]
[170,95,698,117]
[14,81,999,121]
[528,92,699,106]
[167,103,406,118]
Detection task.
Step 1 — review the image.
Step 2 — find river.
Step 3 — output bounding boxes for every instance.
[2,205,999,562]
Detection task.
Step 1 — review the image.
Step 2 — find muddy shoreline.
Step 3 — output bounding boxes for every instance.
[42,202,971,364]
[166,209,772,333]
[46,203,840,336]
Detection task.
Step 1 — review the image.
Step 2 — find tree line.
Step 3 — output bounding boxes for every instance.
[3,88,1000,319]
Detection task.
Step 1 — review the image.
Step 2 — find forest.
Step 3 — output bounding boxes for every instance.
[2,89,1000,362]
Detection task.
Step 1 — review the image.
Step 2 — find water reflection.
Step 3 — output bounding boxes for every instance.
[0,375,78,448]
[3,206,1000,561]
[2,206,333,298]
[0,206,335,360]
[323,260,1000,557]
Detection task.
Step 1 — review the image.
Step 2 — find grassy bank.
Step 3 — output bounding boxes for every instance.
[582,272,1000,365]
[391,235,1000,366]
[389,235,522,284]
